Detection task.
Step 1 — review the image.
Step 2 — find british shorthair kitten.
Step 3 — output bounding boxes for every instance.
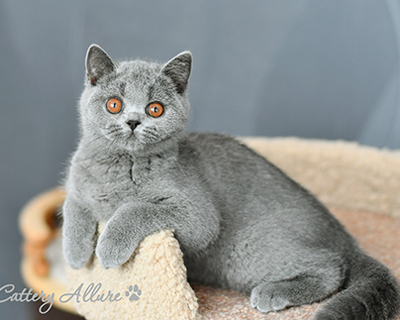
[62,44,400,319]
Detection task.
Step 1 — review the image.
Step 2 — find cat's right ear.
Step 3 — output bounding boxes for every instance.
[85,44,115,86]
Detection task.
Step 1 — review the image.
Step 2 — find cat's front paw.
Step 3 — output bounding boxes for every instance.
[95,231,137,269]
[63,238,94,269]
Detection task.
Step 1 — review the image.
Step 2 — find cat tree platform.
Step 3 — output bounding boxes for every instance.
[20,137,400,319]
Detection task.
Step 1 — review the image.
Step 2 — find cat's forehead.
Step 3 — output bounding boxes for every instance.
[95,60,164,102]
[116,60,162,83]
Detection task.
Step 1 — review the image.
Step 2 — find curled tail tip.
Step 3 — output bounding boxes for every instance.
[315,258,400,320]
[314,292,400,320]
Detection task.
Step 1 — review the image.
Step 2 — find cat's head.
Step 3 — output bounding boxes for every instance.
[78,44,192,154]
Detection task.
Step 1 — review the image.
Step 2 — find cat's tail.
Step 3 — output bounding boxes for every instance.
[315,253,400,320]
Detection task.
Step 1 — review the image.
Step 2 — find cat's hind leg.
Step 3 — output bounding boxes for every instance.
[250,264,346,313]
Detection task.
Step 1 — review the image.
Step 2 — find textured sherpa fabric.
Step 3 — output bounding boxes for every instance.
[66,229,201,320]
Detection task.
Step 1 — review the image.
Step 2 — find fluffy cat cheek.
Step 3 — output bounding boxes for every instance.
[100,130,115,141]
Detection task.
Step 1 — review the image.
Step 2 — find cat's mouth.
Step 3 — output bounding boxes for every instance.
[123,130,139,143]
[101,126,137,147]
[102,124,161,151]
[122,129,149,149]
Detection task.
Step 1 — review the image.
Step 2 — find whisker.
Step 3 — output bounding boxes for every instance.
[106,127,123,136]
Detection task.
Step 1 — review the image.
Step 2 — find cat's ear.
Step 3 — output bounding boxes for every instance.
[161,51,192,95]
[85,44,116,86]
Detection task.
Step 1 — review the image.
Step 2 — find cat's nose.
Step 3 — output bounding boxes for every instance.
[126,120,141,131]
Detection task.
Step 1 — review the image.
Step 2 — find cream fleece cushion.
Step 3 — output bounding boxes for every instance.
[66,229,201,320]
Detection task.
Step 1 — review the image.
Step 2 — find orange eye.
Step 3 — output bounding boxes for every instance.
[106,98,123,114]
[145,102,164,118]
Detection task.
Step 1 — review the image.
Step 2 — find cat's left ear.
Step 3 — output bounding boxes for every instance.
[161,51,192,95]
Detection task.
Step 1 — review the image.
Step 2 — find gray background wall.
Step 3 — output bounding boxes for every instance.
[1,0,400,318]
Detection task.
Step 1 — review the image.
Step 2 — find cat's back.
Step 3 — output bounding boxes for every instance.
[184,132,262,168]
[180,132,347,240]
[182,132,289,188]
[180,132,305,209]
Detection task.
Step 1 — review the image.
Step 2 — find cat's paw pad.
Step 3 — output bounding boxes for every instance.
[251,283,291,313]
[125,284,142,301]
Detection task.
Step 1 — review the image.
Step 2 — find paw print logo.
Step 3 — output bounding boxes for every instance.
[125,284,142,301]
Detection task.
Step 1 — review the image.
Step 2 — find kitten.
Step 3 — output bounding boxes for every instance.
[62,44,400,319]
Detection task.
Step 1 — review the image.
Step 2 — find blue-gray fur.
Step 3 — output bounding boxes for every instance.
[62,44,400,319]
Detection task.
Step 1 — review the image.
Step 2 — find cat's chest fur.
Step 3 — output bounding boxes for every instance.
[69,149,173,220]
